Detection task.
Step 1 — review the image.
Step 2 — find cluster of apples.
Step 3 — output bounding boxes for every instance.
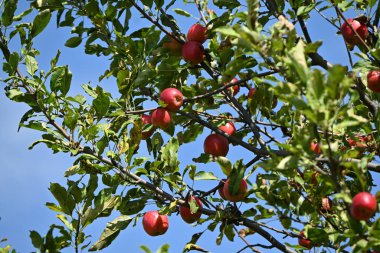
[182,24,207,64]
[141,87,184,138]
[142,196,203,236]
[340,18,380,93]
[298,191,377,249]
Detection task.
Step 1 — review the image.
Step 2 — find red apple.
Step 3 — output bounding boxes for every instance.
[204,133,229,157]
[223,178,248,202]
[321,197,332,212]
[224,78,240,96]
[159,88,184,111]
[341,18,368,45]
[219,122,236,136]
[351,192,377,220]
[298,230,312,249]
[179,196,203,223]
[182,41,205,65]
[142,211,169,236]
[151,108,171,129]
[310,141,321,155]
[367,70,380,93]
[187,24,207,43]
[218,179,227,200]
[248,88,256,98]
[163,37,182,56]
[141,114,154,139]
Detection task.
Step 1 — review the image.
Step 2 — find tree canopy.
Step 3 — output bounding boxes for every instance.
[1,0,380,252]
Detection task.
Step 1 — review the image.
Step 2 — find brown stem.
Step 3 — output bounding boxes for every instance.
[195,0,208,26]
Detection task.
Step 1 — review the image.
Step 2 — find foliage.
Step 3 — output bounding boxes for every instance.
[1,0,380,252]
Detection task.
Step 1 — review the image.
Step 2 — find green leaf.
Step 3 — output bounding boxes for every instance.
[213,0,240,9]
[288,40,308,82]
[119,199,146,215]
[140,245,153,253]
[228,159,245,195]
[81,195,118,228]
[65,36,82,48]
[160,137,179,172]
[50,66,72,96]
[156,244,170,253]
[92,87,110,118]
[216,156,232,176]
[29,230,43,249]
[89,215,132,251]
[194,171,218,181]
[31,10,52,38]
[2,0,18,26]
[214,26,240,37]
[25,55,38,75]
[49,183,75,215]
[172,8,191,17]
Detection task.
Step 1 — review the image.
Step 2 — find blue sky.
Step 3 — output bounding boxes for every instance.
[1,1,380,253]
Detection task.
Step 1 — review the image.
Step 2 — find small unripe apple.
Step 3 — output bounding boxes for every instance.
[159,88,184,111]
[204,133,229,157]
[179,196,203,223]
[310,141,321,155]
[219,122,236,136]
[223,178,248,202]
[224,78,240,96]
[142,211,169,236]
[151,108,171,129]
[351,192,377,220]
[367,70,380,93]
[341,18,368,45]
[163,37,183,56]
[321,197,332,212]
[187,24,207,43]
[182,41,205,65]
[141,114,154,140]
[298,230,312,249]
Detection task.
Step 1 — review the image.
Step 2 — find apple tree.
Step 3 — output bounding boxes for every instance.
[1,0,380,252]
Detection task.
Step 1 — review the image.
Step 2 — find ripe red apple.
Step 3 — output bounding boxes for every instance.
[219,122,236,136]
[141,114,154,139]
[298,230,312,249]
[341,18,369,45]
[159,88,184,111]
[187,24,207,43]
[223,178,248,202]
[248,88,256,98]
[367,70,380,93]
[163,37,183,56]
[179,196,203,223]
[310,141,321,155]
[224,78,240,96]
[218,179,227,200]
[321,197,332,212]
[142,211,169,236]
[204,133,229,157]
[351,192,377,220]
[182,41,205,65]
[151,108,171,129]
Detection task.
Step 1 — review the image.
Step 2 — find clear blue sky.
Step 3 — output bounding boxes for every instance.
[1,2,379,253]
